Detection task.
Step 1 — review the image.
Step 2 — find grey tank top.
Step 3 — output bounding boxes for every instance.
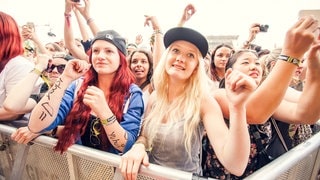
[148,119,204,175]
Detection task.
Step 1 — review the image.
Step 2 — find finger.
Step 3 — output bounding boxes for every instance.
[142,154,150,166]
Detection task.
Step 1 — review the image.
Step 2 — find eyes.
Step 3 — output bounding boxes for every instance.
[241,60,261,66]
[92,48,115,54]
[131,59,148,65]
[171,48,195,59]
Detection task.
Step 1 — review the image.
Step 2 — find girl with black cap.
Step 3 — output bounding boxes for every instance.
[119,26,256,179]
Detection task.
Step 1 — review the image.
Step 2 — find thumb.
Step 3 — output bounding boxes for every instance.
[142,153,150,166]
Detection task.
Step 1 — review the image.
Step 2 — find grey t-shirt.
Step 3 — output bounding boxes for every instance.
[148,119,204,175]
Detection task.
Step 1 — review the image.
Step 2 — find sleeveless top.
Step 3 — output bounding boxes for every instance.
[148,119,205,175]
[202,120,272,179]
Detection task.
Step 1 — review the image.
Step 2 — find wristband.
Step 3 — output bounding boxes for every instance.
[100,115,117,125]
[86,18,94,25]
[64,13,71,18]
[153,29,163,35]
[278,55,301,67]
[31,68,42,76]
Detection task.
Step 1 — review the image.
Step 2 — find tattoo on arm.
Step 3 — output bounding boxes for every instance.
[39,102,53,121]
[108,131,125,149]
[40,78,63,121]
[46,77,63,100]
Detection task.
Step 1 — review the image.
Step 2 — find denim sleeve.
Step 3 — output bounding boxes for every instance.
[121,84,144,153]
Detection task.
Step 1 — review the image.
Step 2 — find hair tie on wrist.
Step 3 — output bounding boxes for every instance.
[86,18,94,25]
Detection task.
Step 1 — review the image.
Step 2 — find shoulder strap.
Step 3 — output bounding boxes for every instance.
[271,118,289,152]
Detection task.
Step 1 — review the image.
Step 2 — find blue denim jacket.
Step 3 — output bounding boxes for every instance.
[44,78,144,154]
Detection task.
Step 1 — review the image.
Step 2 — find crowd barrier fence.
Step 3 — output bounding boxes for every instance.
[0,123,319,180]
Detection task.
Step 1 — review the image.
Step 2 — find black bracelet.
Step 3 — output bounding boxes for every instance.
[51,127,58,137]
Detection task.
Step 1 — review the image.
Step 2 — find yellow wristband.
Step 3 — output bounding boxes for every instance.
[31,68,42,76]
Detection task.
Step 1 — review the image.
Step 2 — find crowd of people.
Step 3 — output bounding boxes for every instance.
[1,0,320,179]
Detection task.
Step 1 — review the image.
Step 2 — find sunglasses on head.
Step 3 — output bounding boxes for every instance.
[46,64,66,74]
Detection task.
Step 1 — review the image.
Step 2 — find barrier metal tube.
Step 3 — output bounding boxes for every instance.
[245,131,320,179]
[0,124,194,180]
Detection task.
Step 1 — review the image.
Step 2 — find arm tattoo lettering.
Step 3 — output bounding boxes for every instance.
[108,131,125,149]
[39,102,54,121]
[46,77,63,100]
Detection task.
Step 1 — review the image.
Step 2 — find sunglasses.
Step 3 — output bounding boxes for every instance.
[90,118,101,146]
[46,64,66,74]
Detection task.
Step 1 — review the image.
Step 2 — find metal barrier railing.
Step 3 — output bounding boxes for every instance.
[1,123,319,180]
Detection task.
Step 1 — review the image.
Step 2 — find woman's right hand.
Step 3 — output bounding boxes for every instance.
[282,15,318,60]
[61,59,91,81]
[120,143,149,180]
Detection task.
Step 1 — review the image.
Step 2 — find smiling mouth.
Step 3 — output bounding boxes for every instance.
[172,65,186,70]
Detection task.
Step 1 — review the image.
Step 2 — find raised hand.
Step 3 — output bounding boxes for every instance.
[61,59,91,81]
[224,68,257,107]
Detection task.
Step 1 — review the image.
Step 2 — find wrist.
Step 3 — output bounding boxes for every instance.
[278,55,301,67]
[64,12,71,17]
[153,29,163,35]
[86,17,94,25]
[30,68,43,76]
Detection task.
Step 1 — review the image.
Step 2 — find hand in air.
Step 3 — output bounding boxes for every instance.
[62,59,91,81]
[224,68,257,106]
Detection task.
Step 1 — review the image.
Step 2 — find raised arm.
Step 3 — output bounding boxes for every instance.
[144,15,165,69]
[274,42,320,124]
[28,59,90,133]
[177,3,196,27]
[64,0,89,60]
[205,69,256,176]
[3,54,49,114]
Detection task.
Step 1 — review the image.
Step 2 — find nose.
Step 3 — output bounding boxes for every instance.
[176,54,186,63]
[249,63,257,70]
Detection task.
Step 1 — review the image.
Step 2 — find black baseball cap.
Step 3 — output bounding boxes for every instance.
[164,27,208,58]
[91,30,127,56]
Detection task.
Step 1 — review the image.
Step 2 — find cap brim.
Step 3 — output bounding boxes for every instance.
[164,27,208,58]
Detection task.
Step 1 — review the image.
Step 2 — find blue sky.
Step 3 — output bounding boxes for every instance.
[1,0,319,50]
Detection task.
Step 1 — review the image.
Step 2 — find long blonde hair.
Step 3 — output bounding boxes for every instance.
[143,45,212,159]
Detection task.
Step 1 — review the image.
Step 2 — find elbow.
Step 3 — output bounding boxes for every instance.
[3,102,20,114]
[227,163,247,177]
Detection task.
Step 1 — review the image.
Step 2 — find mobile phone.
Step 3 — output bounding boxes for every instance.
[259,25,269,32]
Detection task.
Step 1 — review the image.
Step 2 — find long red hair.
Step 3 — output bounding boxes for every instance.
[54,49,135,153]
[0,11,24,73]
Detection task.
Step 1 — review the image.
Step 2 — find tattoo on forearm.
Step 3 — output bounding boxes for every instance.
[39,102,53,121]
[108,131,125,149]
[46,77,63,100]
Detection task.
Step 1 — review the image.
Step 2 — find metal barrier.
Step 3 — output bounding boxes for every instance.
[0,123,319,180]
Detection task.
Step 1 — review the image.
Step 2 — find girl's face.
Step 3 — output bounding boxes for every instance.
[213,47,233,70]
[130,52,150,82]
[47,57,68,84]
[232,51,263,85]
[165,40,200,82]
[91,40,120,75]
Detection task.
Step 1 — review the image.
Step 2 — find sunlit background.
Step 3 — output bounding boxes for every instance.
[1,0,319,50]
